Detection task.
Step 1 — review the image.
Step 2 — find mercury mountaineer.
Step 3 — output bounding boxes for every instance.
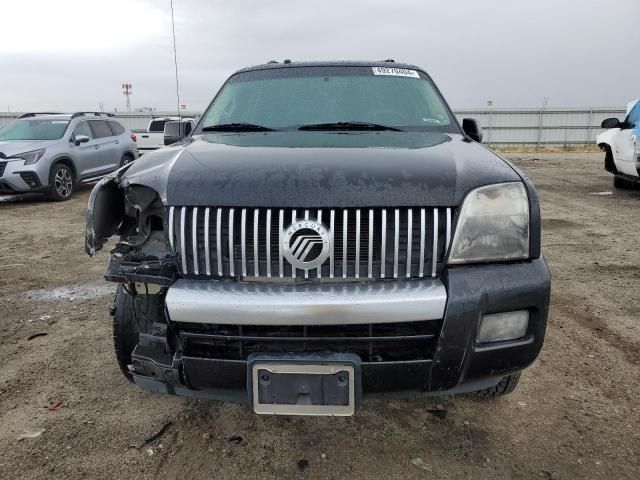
[85,61,550,416]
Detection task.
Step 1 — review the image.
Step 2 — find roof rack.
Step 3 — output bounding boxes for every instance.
[17,112,63,119]
[266,60,278,64]
[383,59,395,63]
[70,111,115,119]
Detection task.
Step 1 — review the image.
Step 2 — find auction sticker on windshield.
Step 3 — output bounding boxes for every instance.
[371,66,420,78]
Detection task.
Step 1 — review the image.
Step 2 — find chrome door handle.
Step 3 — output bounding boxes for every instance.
[114,140,120,144]
[93,146,100,149]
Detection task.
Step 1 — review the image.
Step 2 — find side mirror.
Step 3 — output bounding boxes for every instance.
[462,118,483,143]
[74,135,90,146]
[601,117,621,129]
[164,121,189,146]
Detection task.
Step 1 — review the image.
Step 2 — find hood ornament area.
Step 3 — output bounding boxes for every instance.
[282,219,331,270]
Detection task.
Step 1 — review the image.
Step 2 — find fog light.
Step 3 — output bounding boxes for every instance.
[477,311,529,343]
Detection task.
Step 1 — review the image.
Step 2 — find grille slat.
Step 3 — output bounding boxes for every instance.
[406,209,412,278]
[381,209,387,278]
[241,208,247,277]
[216,208,222,276]
[419,208,425,278]
[180,207,187,275]
[432,208,439,278]
[228,208,235,277]
[266,209,272,278]
[172,206,453,280]
[204,208,211,276]
[192,208,199,275]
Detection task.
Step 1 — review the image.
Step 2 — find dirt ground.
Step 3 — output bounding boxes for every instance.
[0,153,638,480]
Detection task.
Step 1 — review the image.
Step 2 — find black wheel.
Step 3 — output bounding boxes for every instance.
[112,284,163,381]
[614,175,632,189]
[48,163,75,201]
[120,153,134,168]
[473,373,521,398]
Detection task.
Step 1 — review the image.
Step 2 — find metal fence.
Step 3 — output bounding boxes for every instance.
[453,108,626,147]
[0,107,627,147]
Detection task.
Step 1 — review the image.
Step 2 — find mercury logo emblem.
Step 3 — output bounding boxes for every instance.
[283,220,331,270]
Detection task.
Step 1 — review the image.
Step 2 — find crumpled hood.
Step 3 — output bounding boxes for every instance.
[0,140,57,158]
[122,131,522,207]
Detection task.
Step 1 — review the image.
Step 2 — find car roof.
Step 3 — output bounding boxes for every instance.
[234,60,425,75]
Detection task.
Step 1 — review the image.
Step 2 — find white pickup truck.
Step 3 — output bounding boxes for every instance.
[134,117,197,154]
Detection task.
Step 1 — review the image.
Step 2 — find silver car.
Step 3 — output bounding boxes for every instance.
[0,112,138,200]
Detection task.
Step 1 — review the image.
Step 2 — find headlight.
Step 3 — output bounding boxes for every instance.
[10,148,46,165]
[448,182,529,264]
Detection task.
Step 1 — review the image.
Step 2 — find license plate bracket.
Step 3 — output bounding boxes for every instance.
[247,353,361,416]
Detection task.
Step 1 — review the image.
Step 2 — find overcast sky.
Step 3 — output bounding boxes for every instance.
[2,0,638,112]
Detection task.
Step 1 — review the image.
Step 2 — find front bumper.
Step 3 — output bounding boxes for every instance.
[0,159,48,194]
[130,258,550,402]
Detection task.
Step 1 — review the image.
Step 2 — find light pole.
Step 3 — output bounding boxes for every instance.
[122,83,133,112]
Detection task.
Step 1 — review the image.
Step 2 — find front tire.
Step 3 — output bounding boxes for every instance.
[112,284,164,382]
[48,163,75,201]
[120,152,134,168]
[614,175,633,189]
[473,373,521,398]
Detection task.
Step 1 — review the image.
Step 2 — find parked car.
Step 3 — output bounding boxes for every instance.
[86,61,550,416]
[597,98,640,188]
[0,112,138,200]
[134,116,196,154]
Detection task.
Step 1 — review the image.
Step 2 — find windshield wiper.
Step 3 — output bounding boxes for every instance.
[202,123,275,132]
[298,121,403,132]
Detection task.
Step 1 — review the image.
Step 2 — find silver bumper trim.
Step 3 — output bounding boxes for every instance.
[165,279,447,325]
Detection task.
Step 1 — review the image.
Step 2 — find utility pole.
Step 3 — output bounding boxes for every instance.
[122,83,133,112]
[536,96,549,151]
[487,100,493,147]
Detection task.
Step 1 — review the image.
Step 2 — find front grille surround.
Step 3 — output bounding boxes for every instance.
[168,206,453,281]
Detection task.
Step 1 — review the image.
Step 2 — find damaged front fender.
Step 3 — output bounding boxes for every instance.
[85,167,130,255]
[85,165,178,286]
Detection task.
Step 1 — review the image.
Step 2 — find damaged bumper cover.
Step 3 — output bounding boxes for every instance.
[130,258,550,402]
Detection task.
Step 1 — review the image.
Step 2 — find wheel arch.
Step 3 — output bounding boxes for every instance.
[50,155,78,180]
[598,142,618,174]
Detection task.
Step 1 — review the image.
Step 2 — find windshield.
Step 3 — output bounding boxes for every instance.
[197,66,458,133]
[0,119,69,140]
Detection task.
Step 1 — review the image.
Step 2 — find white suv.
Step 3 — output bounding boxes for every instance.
[597,99,640,188]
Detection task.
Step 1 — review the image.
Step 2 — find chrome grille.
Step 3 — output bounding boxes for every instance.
[168,207,453,280]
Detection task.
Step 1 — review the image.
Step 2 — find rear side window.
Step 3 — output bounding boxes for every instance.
[108,120,125,135]
[72,121,93,139]
[149,120,169,132]
[88,120,113,138]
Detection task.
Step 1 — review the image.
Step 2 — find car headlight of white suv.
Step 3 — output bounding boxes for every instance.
[448,182,529,264]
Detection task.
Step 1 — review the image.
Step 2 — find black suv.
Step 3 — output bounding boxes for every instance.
[86,61,550,416]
